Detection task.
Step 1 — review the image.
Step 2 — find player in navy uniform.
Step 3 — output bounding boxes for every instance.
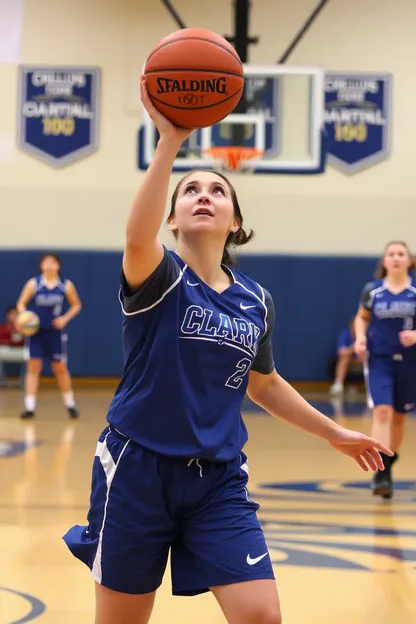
[354,241,416,498]
[63,78,392,624]
[16,253,82,419]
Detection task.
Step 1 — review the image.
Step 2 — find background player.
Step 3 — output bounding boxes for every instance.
[63,78,392,624]
[329,319,363,396]
[16,253,82,419]
[0,306,24,348]
[354,241,416,498]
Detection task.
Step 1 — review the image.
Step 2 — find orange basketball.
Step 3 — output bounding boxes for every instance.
[144,28,244,129]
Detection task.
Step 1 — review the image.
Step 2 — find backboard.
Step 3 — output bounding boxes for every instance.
[138,65,326,175]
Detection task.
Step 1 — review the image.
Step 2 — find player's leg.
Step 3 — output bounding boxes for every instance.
[366,356,395,497]
[371,404,394,447]
[387,359,416,490]
[21,333,43,418]
[211,580,281,624]
[330,347,352,395]
[172,454,280,623]
[94,584,155,624]
[49,332,78,418]
[391,412,406,453]
[365,355,393,445]
[50,359,79,418]
[63,428,175,623]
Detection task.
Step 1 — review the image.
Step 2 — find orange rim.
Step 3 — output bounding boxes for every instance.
[204,147,263,171]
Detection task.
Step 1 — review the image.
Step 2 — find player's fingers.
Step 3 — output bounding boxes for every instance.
[362,449,378,472]
[366,438,394,457]
[139,75,146,100]
[368,447,386,471]
[140,77,158,117]
[140,77,151,107]
[355,455,368,471]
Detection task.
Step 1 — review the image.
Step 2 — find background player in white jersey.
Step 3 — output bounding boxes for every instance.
[355,241,416,498]
[63,78,392,624]
[16,253,82,419]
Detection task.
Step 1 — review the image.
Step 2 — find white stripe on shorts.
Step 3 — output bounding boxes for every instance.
[91,432,130,584]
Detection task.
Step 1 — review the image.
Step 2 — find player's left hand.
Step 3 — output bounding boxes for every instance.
[53,316,67,330]
[398,330,416,348]
[328,428,394,472]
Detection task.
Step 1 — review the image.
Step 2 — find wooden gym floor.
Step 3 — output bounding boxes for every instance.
[0,386,415,624]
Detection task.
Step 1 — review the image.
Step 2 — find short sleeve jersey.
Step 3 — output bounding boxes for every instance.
[360,278,416,356]
[107,248,276,461]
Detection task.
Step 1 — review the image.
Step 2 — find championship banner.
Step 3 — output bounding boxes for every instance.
[324,73,392,175]
[17,65,100,167]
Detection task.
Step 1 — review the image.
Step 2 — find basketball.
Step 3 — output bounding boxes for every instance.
[144,28,244,129]
[17,310,40,336]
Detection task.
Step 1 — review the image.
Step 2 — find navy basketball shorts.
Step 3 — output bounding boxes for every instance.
[27,329,67,362]
[63,426,274,596]
[365,354,416,413]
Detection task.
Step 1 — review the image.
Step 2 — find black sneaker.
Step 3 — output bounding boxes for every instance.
[21,410,35,419]
[373,452,398,499]
[373,469,392,499]
[68,406,79,419]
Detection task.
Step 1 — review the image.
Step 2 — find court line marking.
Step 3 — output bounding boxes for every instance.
[0,586,46,624]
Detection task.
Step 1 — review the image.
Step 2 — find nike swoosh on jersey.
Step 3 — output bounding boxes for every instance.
[240,303,255,310]
[187,280,200,286]
[246,552,268,565]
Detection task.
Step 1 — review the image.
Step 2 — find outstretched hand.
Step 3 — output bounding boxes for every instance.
[328,428,393,472]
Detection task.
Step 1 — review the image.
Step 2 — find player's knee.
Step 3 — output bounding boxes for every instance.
[51,361,66,374]
[245,605,282,624]
[338,351,351,362]
[27,359,42,374]
[373,405,393,423]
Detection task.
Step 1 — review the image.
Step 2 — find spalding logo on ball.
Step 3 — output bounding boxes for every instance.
[144,28,244,129]
[17,311,40,337]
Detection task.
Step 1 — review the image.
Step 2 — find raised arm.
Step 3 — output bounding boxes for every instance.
[123,78,193,292]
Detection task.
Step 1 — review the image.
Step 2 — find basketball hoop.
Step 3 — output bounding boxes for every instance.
[204,146,264,173]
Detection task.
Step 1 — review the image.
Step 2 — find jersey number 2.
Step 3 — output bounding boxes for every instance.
[225,357,252,389]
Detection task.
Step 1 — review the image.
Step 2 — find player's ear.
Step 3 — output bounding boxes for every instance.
[229,217,241,234]
[167,214,178,233]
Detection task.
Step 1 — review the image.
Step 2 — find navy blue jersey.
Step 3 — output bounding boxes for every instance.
[360,278,416,356]
[107,248,275,461]
[30,275,67,330]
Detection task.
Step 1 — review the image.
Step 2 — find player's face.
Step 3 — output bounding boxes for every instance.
[41,256,60,276]
[168,172,240,241]
[383,244,411,275]
[7,309,17,325]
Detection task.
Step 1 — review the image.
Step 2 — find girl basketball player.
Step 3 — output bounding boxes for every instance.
[354,241,416,499]
[63,78,392,624]
[16,253,82,419]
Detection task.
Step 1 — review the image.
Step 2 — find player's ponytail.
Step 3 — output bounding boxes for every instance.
[221,220,254,267]
[375,241,415,278]
[168,169,254,268]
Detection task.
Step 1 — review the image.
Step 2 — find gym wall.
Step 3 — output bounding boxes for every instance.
[0,0,413,379]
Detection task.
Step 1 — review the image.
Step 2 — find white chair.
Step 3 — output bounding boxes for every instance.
[0,346,25,388]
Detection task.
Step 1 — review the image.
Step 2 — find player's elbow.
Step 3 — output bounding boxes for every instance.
[247,370,278,405]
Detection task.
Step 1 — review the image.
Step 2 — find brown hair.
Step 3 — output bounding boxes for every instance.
[167,170,254,267]
[375,241,415,278]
